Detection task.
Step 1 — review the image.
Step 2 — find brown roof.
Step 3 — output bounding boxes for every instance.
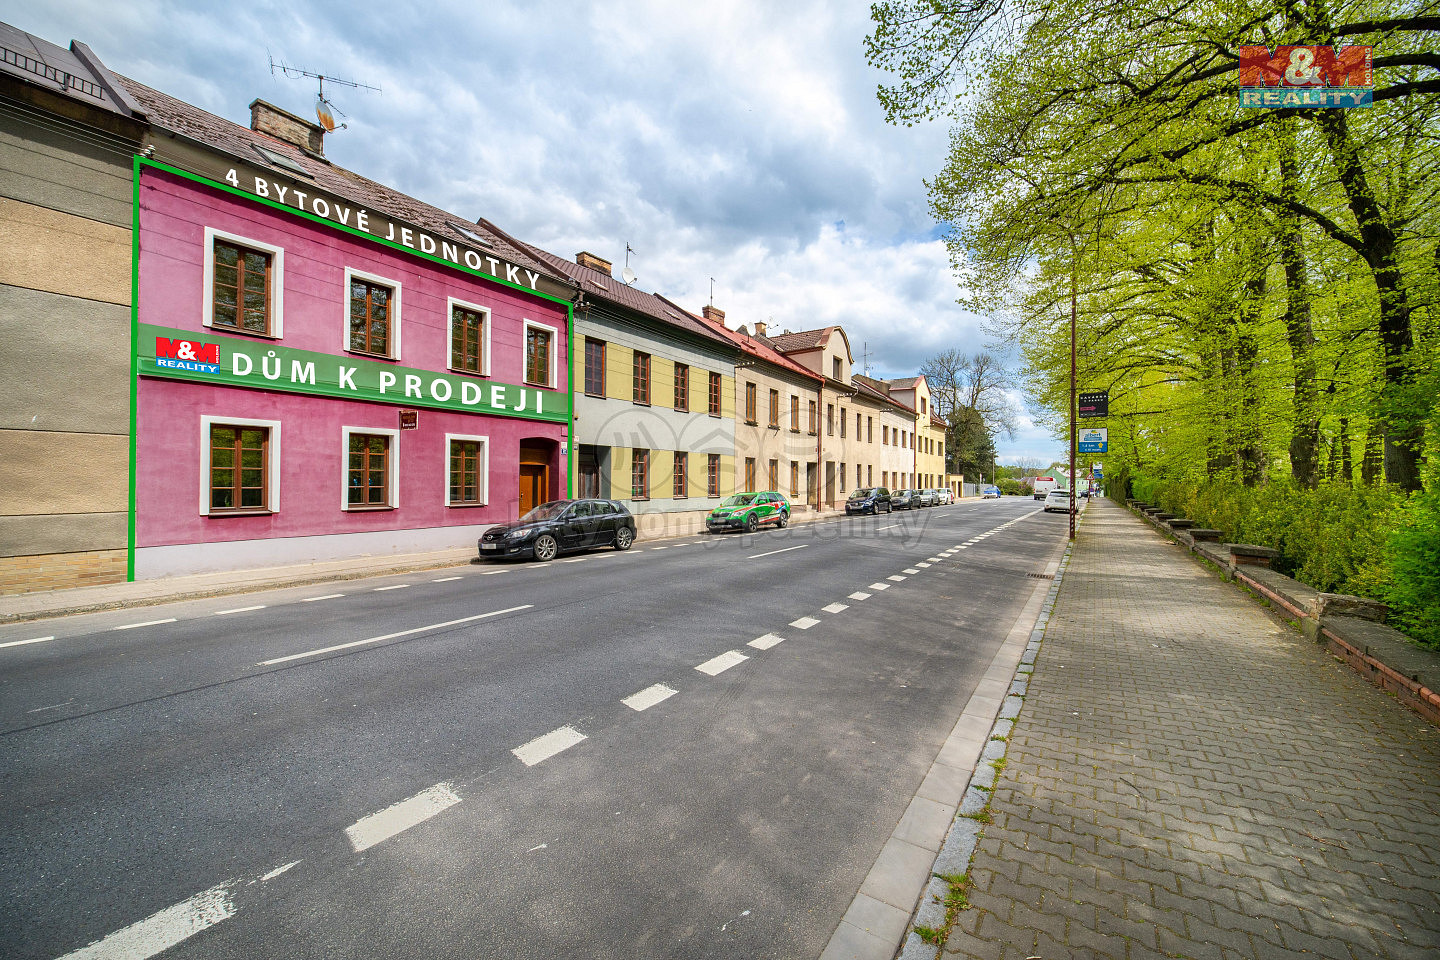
[481,222,736,350]
[853,374,917,414]
[0,22,143,118]
[662,298,823,385]
[120,76,555,281]
[766,327,837,354]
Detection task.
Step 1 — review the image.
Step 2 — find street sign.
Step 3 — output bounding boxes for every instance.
[1078,427,1108,453]
[1078,390,1108,418]
[1093,463,1104,478]
[399,410,418,430]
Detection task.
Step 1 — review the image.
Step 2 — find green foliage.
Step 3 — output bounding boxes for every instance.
[1381,490,1440,648]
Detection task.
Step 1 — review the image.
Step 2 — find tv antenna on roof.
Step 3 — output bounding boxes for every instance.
[268,55,381,132]
[622,243,637,285]
[860,340,873,376]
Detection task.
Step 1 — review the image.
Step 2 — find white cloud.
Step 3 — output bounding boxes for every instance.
[2,0,1063,465]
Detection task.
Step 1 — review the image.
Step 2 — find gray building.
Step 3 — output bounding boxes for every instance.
[0,22,147,593]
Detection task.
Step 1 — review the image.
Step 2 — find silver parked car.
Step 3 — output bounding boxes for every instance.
[1043,489,1073,513]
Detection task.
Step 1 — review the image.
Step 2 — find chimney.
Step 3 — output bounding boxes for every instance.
[752,319,766,338]
[702,305,727,327]
[576,251,612,276]
[249,99,325,155]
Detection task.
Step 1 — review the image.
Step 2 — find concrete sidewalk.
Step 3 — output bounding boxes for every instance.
[937,497,1440,960]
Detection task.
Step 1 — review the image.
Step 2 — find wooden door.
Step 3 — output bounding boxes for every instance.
[518,464,548,516]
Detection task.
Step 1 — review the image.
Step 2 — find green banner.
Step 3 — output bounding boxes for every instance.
[137,323,570,423]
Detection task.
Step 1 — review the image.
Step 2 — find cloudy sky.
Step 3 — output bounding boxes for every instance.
[5,0,1062,466]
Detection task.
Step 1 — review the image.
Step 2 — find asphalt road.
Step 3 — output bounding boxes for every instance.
[1,497,1065,960]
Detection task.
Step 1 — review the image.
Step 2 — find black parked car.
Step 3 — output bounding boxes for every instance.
[478,499,637,562]
[845,487,893,515]
[891,488,917,509]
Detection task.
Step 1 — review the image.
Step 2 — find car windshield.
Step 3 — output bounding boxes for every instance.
[720,494,758,507]
[520,501,570,522]
[849,488,876,499]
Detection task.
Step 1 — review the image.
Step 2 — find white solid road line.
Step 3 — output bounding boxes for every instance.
[113,618,177,631]
[431,576,463,583]
[258,604,533,666]
[821,603,849,614]
[373,584,410,591]
[748,544,808,560]
[748,633,785,650]
[300,593,345,602]
[695,650,749,676]
[215,605,266,615]
[789,616,821,629]
[513,726,587,766]
[622,683,677,711]
[345,782,462,852]
[54,880,237,960]
[848,592,871,601]
[0,635,55,649]
[560,558,587,563]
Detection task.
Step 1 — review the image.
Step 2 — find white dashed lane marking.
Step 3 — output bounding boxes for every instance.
[789,616,820,630]
[821,603,849,614]
[696,650,749,676]
[345,782,461,852]
[623,684,677,712]
[300,594,345,602]
[848,591,871,601]
[373,584,409,592]
[113,618,176,631]
[887,575,907,582]
[258,604,533,666]
[513,726,588,766]
[868,583,890,591]
[54,880,239,960]
[0,635,55,649]
[215,605,265,615]
[748,633,785,650]
[748,544,808,560]
[431,577,463,583]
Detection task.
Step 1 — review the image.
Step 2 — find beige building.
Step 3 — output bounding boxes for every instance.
[1,24,146,593]
[688,313,825,504]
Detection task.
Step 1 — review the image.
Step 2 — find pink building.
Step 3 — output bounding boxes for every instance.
[127,88,574,578]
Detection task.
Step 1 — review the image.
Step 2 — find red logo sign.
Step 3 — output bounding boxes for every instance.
[155,337,220,365]
[1238,46,1372,108]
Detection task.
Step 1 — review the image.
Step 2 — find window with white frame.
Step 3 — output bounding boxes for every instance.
[446,434,489,506]
[204,228,284,337]
[199,415,281,515]
[342,426,400,509]
[343,267,402,359]
[524,319,559,388]
[448,298,491,376]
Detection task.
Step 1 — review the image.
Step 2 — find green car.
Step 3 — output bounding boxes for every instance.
[706,491,791,533]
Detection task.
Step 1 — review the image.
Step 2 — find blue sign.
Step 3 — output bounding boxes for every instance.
[1078,427,1108,453]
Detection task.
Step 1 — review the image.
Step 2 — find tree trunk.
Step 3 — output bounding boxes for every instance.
[1277,119,1321,489]
[1313,109,1422,490]
[1361,427,1384,484]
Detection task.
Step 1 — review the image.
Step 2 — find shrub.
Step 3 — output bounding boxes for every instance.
[1382,490,1440,648]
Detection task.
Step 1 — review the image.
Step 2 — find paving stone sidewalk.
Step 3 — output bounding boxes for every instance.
[942,497,1440,960]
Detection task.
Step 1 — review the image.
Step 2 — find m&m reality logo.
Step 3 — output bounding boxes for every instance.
[1238,45,1373,108]
[155,336,221,373]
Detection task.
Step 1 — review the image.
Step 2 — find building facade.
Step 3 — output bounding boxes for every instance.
[126,87,573,577]
[496,242,740,539]
[0,24,146,593]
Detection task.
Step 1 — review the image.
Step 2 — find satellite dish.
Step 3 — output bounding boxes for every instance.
[316,97,338,132]
[621,266,637,285]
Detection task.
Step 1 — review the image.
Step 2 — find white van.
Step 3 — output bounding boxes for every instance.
[1032,476,1059,500]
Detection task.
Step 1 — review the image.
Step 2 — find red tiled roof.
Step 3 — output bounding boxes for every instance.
[661,297,823,385]
[853,374,917,414]
[480,222,735,350]
[120,76,554,281]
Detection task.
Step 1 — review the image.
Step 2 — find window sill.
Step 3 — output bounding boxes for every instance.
[633,400,651,407]
[525,380,554,389]
[709,412,721,419]
[745,420,758,426]
[347,348,397,362]
[447,501,488,508]
[673,495,688,500]
[344,505,396,512]
[583,390,606,398]
[205,509,274,517]
[449,367,491,379]
[207,324,279,341]
[631,496,650,502]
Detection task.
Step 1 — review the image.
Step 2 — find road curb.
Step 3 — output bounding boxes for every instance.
[818,527,1072,960]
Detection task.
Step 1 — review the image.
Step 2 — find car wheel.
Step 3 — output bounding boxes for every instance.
[614,526,635,550]
[532,534,559,562]
[777,510,789,528]
[745,513,759,533]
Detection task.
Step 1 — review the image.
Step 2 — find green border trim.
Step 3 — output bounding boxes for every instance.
[128,158,579,548]
[127,154,141,581]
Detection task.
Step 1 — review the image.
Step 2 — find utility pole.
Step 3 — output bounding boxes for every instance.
[1069,237,1078,542]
